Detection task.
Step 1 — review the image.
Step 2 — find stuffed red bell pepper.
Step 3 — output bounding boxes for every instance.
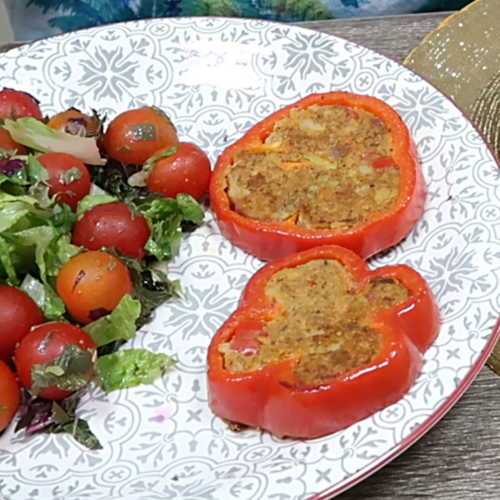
[210,91,426,261]
[207,245,440,439]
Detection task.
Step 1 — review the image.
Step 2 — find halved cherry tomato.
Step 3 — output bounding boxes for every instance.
[56,251,133,324]
[0,285,45,364]
[0,128,27,155]
[15,322,97,401]
[0,360,20,432]
[0,88,43,120]
[72,202,151,259]
[47,108,100,137]
[37,152,92,211]
[146,142,212,199]
[104,106,178,165]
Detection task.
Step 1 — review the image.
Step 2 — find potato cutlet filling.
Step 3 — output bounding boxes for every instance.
[220,259,409,384]
[227,104,399,231]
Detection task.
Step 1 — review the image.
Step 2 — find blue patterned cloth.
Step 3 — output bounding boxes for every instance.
[5,0,472,41]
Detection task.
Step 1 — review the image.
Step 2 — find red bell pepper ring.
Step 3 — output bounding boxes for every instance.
[207,245,440,439]
[210,91,426,261]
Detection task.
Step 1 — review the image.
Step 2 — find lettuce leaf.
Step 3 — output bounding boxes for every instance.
[48,204,78,235]
[0,163,80,285]
[0,190,38,229]
[0,199,32,232]
[2,118,106,166]
[8,226,57,281]
[0,235,18,283]
[0,154,54,203]
[1,225,80,284]
[20,274,66,321]
[26,154,50,183]
[84,294,141,347]
[0,160,29,189]
[0,146,13,160]
[50,234,81,275]
[139,194,204,261]
[31,344,94,396]
[176,193,206,223]
[76,194,117,217]
[106,249,181,328]
[0,191,38,206]
[6,226,78,280]
[96,349,177,393]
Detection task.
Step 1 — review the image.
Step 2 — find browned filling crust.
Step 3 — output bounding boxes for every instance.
[220,259,409,385]
[227,104,399,231]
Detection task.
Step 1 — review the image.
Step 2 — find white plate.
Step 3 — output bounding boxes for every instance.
[1,17,499,500]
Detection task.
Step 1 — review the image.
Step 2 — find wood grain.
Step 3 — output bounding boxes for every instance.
[299,12,449,63]
[338,368,500,499]
[1,12,498,500]
[0,43,23,52]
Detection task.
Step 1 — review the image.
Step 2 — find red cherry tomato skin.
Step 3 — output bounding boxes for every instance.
[0,128,27,155]
[72,202,151,259]
[0,88,43,120]
[56,251,133,325]
[0,285,45,364]
[104,107,178,165]
[37,152,92,211]
[14,323,97,401]
[0,360,20,432]
[146,142,212,200]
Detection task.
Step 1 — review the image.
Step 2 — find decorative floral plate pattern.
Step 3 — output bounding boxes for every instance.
[0,17,499,500]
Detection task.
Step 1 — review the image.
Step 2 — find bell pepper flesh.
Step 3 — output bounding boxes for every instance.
[210,91,426,261]
[207,245,440,439]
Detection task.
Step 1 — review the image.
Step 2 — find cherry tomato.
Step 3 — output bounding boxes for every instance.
[47,108,100,137]
[0,360,20,432]
[15,322,97,401]
[0,128,27,155]
[146,142,212,199]
[37,152,92,211]
[57,251,133,324]
[0,285,45,364]
[104,107,178,165]
[72,202,151,259]
[0,88,43,120]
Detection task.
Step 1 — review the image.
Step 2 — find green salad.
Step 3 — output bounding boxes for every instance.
[0,88,211,448]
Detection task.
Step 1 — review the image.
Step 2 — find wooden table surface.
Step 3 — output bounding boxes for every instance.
[2,11,500,500]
